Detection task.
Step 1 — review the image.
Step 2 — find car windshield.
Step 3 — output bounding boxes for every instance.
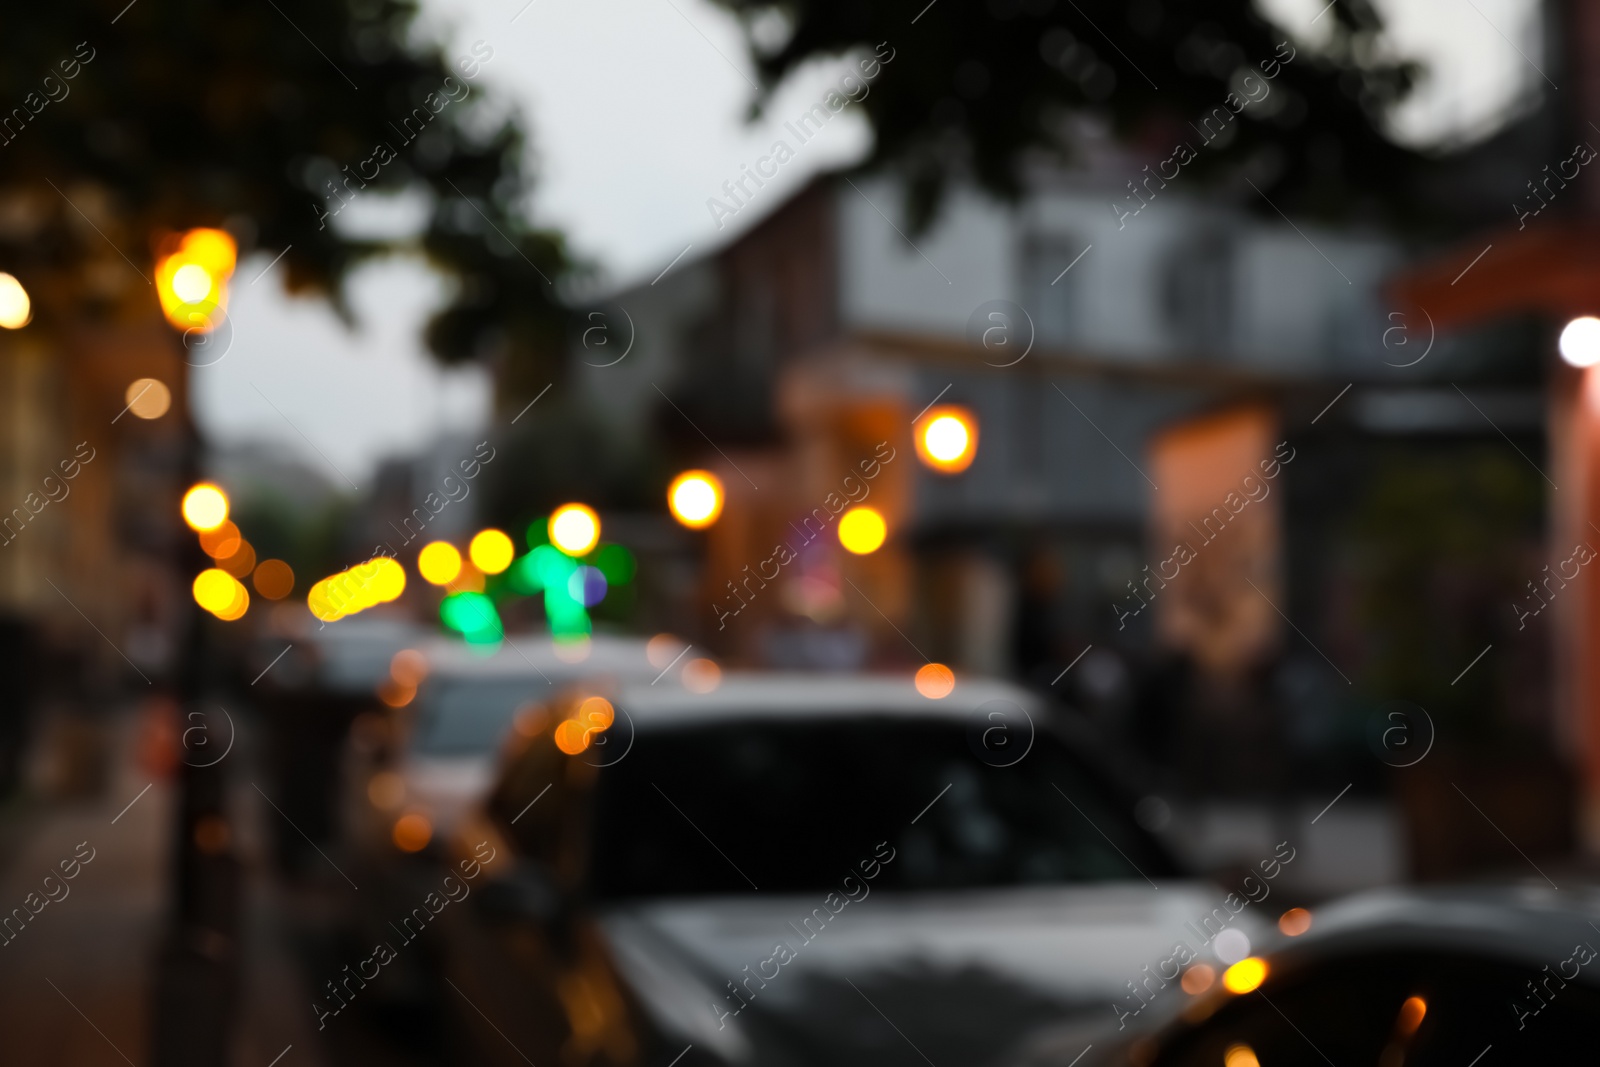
[409,678,542,758]
[588,716,1178,899]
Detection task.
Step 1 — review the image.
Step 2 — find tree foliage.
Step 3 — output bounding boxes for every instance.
[714,0,1427,230]
[0,0,566,386]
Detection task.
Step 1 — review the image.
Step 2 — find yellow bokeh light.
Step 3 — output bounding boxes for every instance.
[838,506,887,554]
[418,541,462,585]
[307,556,405,622]
[192,568,238,614]
[668,470,724,529]
[914,662,955,699]
[0,272,31,329]
[915,406,978,473]
[469,529,515,575]
[550,503,600,556]
[172,263,212,303]
[155,228,237,332]
[1222,957,1268,995]
[1223,1045,1260,1067]
[181,483,230,532]
[125,378,171,420]
[215,584,250,621]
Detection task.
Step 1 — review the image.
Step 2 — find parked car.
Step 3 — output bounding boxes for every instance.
[1072,885,1600,1067]
[338,631,670,999]
[433,672,1268,1067]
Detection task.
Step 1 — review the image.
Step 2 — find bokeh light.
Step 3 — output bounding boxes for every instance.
[1180,964,1215,995]
[390,648,428,688]
[192,568,240,615]
[1223,1045,1260,1067]
[683,658,722,693]
[915,406,978,473]
[308,557,406,622]
[218,540,256,579]
[469,528,515,575]
[155,228,236,332]
[568,565,608,607]
[1213,928,1251,964]
[1560,315,1600,367]
[838,506,888,554]
[647,633,688,669]
[0,272,30,329]
[252,559,295,599]
[199,520,242,558]
[125,378,171,419]
[668,470,724,528]
[555,718,592,754]
[1278,907,1312,936]
[1221,957,1268,994]
[550,503,601,556]
[1398,995,1427,1035]
[914,662,955,699]
[392,812,432,852]
[367,771,405,810]
[418,541,463,585]
[181,483,229,532]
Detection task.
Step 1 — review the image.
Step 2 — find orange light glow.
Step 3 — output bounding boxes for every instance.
[667,470,724,529]
[914,662,955,699]
[469,528,515,575]
[1397,995,1426,1035]
[1180,964,1215,995]
[683,658,722,694]
[647,633,688,669]
[392,812,432,852]
[199,520,242,558]
[218,540,256,579]
[914,405,978,473]
[252,559,295,600]
[378,681,416,708]
[193,568,246,618]
[1223,1045,1260,1067]
[0,272,31,329]
[1222,957,1268,995]
[182,483,230,532]
[1278,907,1312,936]
[838,506,887,554]
[555,718,593,755]
[577,696,615,731]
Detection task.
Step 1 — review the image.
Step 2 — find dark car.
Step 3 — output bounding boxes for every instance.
[1079,885,1600,1067]
[423,673,1249,1067]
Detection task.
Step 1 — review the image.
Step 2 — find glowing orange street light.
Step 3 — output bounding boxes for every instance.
[667,470,724,529]
[418,541,463,585]
[181,483,230,532]
[155,228,237,332]
[914,405,978,474]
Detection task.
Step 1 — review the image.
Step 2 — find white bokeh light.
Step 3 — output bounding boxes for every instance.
[1560,316,1600,367]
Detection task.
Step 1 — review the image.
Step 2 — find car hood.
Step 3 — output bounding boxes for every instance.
[596,882,1267,1067]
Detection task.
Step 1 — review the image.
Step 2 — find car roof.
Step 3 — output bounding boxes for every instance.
[612,671,1041,727]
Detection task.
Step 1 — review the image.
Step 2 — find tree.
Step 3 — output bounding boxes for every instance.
[0,0,567,392]
[713,0,1428,231]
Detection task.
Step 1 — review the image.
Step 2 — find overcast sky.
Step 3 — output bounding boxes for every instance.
[192,0,1542,486]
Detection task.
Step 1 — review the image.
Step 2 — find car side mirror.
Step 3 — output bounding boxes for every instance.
[473,862,563,925]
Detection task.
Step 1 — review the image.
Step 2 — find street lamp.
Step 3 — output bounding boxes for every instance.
[667,470,724,528]
[914,405,978,473]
